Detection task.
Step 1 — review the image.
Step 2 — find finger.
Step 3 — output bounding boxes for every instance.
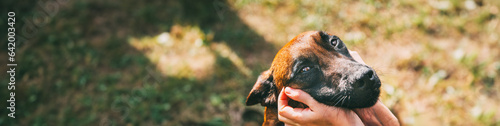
[278,87,289,109]
[278,88,308,122]
[284,122,301,126]
[278,87,295,118]
[349,50,366,64]
[279,107,310,125]
[284,87,321,109]
[280,115,299,126]
[353,107,382,126]
[353,100,400,126]
[353,100,384,126]
[348,50,357,56]
[369,100,400,126]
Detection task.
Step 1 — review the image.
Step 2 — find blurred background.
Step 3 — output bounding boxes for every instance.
[0,0,499,125]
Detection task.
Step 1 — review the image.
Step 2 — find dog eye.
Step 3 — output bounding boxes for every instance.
[330,38,338,47]
[300,67,311,73]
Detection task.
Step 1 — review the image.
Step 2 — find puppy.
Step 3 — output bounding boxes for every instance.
[246,31,381,126]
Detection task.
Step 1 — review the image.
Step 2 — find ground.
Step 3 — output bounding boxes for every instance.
[0,0,499,125]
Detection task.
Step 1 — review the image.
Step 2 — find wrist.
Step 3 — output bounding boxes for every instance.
[328,110,363,126]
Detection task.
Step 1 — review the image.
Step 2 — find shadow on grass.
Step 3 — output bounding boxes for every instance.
[0,0,275,125]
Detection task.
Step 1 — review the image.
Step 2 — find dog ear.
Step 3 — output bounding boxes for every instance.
[246,70,277,107]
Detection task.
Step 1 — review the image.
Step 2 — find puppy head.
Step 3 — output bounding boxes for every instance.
[246,31,380,108]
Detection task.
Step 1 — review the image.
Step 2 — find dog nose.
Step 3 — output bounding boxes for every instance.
[353,70,378,89]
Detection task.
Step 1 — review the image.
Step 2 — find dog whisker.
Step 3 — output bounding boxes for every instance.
[341,96,347,106]
[347,96,351,107]
[333,96,343,106]
[335,96,347,107]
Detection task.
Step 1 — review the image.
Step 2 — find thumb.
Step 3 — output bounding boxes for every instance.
[284,87,321,109]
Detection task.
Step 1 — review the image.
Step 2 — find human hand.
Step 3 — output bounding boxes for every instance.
[277,87,363,126]
[349,50,400,126]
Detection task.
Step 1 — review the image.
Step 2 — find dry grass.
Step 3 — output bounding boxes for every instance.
[228,0,500,125]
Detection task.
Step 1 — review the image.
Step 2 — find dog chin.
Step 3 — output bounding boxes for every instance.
[317,91,379,109]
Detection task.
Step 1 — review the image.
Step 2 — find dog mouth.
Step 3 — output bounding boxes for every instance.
[313,70,382,108]
[319,86,380,108]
